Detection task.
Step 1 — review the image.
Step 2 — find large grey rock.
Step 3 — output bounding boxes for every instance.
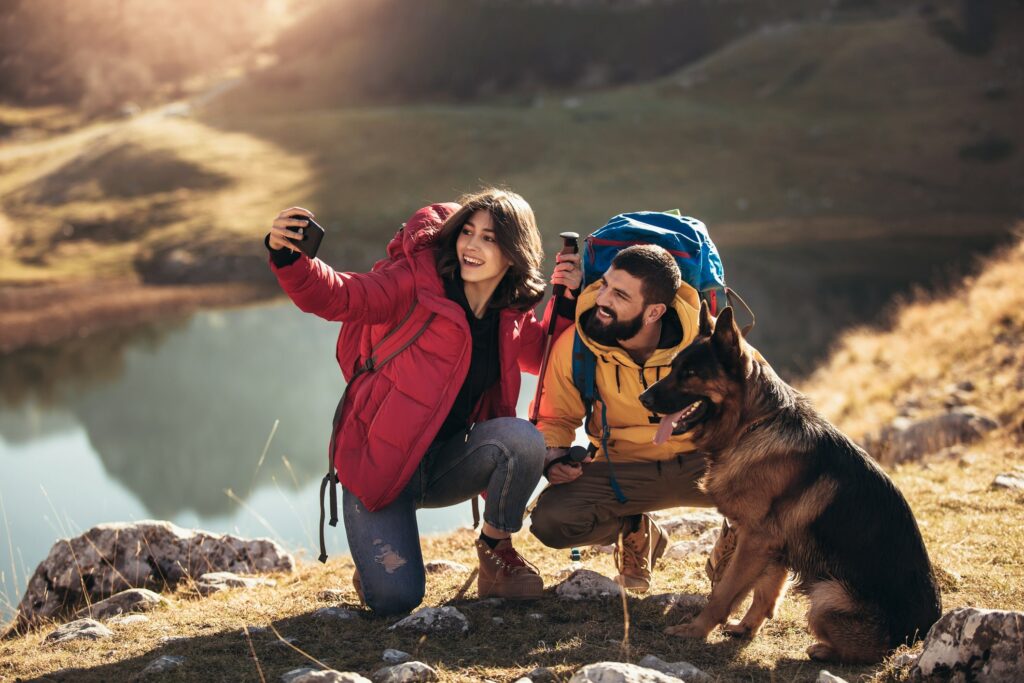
[138,655,186,677]
[10,520,293,633]
[664,527,721,560]
[372,661,439,683]
[525,666,558,682]
[914,607,1024,681]
[865,409,999,464]
[382,649,412,664]
[75,588,170,620]
[44,618,113,644]
[555,570,623,600]
[658,510,724,537]
[568,662,681,682]
[283,669,371,683]
[389,606,469,635]
[194,571,277,595]
[637,655,712,683]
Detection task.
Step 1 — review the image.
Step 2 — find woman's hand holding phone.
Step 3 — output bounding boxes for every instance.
[269,207,318,254]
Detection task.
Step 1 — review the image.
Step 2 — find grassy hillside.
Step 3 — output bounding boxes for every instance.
[2,233,1022,682]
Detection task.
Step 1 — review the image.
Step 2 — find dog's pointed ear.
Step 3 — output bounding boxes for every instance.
[712,306,741,363]
[698,300,714,337]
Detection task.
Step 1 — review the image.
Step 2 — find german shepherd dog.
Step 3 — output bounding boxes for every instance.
[639,304,942,664]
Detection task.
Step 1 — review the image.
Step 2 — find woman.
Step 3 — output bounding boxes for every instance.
[265,188,581,615]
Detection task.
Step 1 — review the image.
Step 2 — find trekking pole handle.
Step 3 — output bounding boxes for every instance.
[532,232,580,424]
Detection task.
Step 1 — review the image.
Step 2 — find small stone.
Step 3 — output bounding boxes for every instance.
[195,571,277,595]
[637,655,712,683]
[569,662,679,682]
[313,606,358,621]
[474,597,504,607]
[44,619,113,644]
[109,614,150,626]
[382,649,411,664]
[138,655,185,677]
[816,671,848,683]
[423,560,470,574]
[269,637,301,650]
[316,589,346,602]
[491,617,504,625]
[243,626,269,636]
[526,666,558,683]
[389,606,469,635]
[75,588,170,620]
[993,472,1024,490]
[372,661,439,683]
[554,569,623,600]
[891,652,918,667]
[158,635,188,645]
[528,613,544,620]
[283,669,371,683]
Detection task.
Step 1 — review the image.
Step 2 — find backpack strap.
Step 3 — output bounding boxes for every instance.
[318,300,436,563]
[570,331,628,504]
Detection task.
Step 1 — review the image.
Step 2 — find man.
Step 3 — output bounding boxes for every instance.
[530,244,714,592]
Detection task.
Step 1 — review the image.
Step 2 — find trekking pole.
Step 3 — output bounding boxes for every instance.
[530,232,579,424]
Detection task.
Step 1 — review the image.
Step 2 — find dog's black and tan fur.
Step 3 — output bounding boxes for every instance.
[639,304,942,664]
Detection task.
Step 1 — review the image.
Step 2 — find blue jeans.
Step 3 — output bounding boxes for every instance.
[342,416,545,615]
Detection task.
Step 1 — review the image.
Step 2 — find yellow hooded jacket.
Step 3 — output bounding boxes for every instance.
[534,279,702,462]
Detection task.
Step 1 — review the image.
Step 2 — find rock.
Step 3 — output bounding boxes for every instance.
[194,571,277,595]
[992,472,1024,491]
[491,617,505,625]
[555,569,623,600]
[892,652,918,667]
[914,607,1024,681]
[658,510,724,537]
[423,560,470,574]
[864,409,999,465]
[569,662,680,682]
[816,672,848,683]
[643,592,705,612]
[109,614,151,626]
[372,661,439,683]
[382,649,412,664]
[9,520,293,633]
[637,655,712,683]
[44,618,113,644]
[138,655,185,677]
[526,666,558,683]
[313,607,358,621]
[158,635,188,645]
[664,526,721,560]
[316,589,346,602]
[283,668,371,683]
[389,606,469,635]
[528,613,544,620]
[75,588,170,620]
[269,636,301,650]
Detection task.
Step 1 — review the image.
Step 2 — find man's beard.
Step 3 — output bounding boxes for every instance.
[584,305,644,346]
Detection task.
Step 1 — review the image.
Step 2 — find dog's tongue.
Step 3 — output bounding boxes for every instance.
[653,409,687,445]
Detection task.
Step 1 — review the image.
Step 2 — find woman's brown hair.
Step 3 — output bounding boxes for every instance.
[435,188,546,311]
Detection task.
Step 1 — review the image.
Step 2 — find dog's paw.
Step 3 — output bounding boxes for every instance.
[664,622,710,639]
[807,642,838,662]
[723,620,756,639]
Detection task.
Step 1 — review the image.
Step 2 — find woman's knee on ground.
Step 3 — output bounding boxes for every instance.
[364,575,425,616]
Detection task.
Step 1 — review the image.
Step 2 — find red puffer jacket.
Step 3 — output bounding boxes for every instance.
[270,203,571,511]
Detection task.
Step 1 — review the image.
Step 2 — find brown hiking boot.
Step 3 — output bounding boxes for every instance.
[476,538,544,599]
[705,518,736,589]
[615,514,668,593]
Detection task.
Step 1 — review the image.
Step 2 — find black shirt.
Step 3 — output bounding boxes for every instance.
[435,273,502,441]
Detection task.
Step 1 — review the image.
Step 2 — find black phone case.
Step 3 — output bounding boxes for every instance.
[288,215,325,259]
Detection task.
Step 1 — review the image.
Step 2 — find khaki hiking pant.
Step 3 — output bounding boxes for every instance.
[529,453,712,548]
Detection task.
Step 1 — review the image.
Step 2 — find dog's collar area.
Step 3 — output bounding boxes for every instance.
[743,410,782,435]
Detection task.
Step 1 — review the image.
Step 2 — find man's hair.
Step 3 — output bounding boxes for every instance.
[610,244,682,307]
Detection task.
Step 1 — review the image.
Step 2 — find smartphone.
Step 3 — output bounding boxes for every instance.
[287,215,325,259]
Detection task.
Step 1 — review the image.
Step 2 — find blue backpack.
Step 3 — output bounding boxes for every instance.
[570,210,749,503]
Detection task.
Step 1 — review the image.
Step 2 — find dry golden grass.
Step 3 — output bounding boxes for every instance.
[2,235,1023,681]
